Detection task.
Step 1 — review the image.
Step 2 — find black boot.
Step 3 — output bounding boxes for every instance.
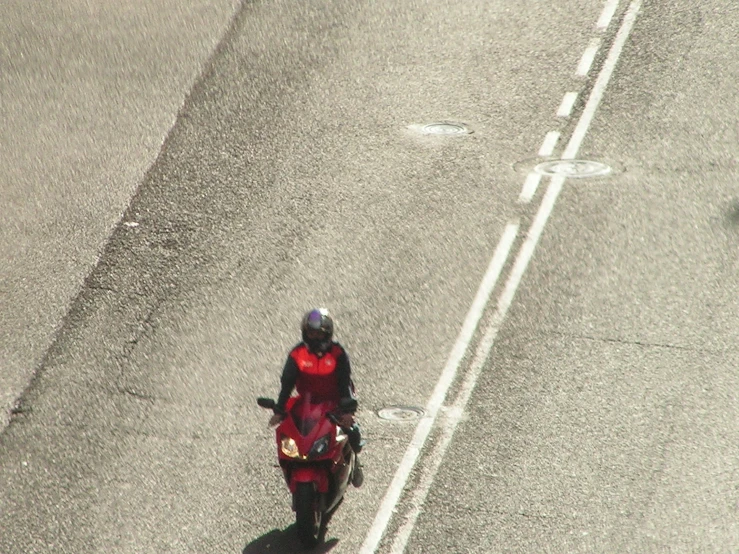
[347,423,364,454]
[352,456,364,488]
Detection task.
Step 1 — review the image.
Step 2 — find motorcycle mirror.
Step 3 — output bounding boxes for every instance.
[257,397,276,409]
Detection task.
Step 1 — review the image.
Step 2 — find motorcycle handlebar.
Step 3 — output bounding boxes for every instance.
[257,397,353,422]
[257,397,276,410]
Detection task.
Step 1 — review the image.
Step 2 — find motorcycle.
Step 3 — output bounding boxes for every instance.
[257,395,360,548]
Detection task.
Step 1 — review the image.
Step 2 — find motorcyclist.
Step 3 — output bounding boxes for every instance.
[273,308,364,487]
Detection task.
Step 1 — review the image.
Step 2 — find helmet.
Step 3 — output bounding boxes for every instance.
[301,308,334,355]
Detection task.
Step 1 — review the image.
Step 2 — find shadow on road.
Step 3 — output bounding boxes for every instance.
[243,525,339,553]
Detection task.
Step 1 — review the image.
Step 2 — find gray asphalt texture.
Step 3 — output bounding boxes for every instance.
[399,0,739,552]
[2,0,738,553]
[0,0,240,428]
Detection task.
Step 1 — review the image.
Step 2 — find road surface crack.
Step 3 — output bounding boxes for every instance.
[548,331,719,354]
[490,509,556,520]
[118,386,156,402]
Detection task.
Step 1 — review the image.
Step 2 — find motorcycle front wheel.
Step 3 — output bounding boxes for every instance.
[295,482,325,548]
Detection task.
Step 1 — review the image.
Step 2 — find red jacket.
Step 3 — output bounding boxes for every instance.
[276,342,355,410]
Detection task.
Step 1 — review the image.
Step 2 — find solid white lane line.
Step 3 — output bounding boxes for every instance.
[576,37,602,76]
[557,91,578,117]
[598,0,620,29]
[538,131,560,157]
[358,222,520,554]
[565,0,642,160]
[518,172,542,204]
[364,1,643,552]
[390,196,559,553]
[388,176,568,554]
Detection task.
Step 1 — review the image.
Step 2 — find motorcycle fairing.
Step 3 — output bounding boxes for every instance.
[290,466,330,493]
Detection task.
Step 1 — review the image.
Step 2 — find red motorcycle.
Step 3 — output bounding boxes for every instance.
[257,395,360,548]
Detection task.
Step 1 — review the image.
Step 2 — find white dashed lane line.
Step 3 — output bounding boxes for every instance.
[577,37,602,76]
[598,0,620,29]
[557,91,579,118]
[361,0,643,552]
[520,0,627,204]
[538,131,561,157]
[518,171,543,204]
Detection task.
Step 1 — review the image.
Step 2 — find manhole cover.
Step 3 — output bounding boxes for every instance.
[412,122,471,135]
[535,159,611,178]
[377,406,425,421]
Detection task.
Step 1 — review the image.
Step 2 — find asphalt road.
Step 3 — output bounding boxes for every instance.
[2,0,738,553]
[397,1,739,551]
[0,0,240,429]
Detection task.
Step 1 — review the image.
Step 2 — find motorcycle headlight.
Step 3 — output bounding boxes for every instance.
[309,435,330,458]
[280,436,300,458]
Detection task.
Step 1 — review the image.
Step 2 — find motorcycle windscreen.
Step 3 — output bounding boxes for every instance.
[290,397,331,436]
[292,414,320,436]
[290,398,335,437]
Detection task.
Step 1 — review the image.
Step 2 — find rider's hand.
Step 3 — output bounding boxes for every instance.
[338,413,355,428]
[269,413,284,427]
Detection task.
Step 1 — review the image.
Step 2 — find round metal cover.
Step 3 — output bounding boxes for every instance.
[419,122,470,135]
[377,406,425,421]
[535,159,611,178]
